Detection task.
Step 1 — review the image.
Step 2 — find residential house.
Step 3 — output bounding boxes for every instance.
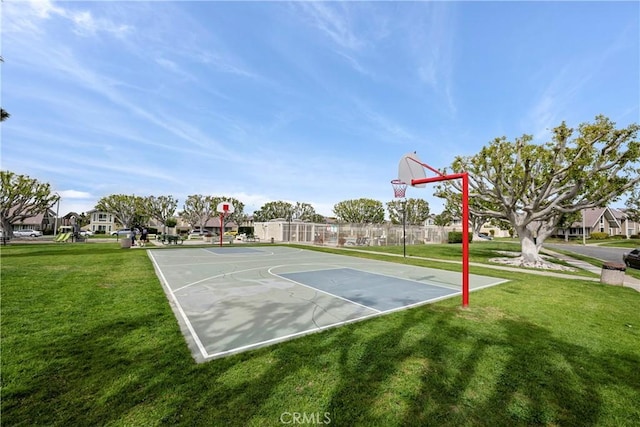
[555,207,639,239]
[176,216,238,235]
[86,209,119,234]
[11,208,57,234]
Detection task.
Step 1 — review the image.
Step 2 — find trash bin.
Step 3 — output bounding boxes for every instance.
[600,262,626,286]
[120,237,132,249]
[270,237,274,244]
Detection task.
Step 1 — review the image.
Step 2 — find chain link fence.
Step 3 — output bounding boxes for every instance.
[276,222,450,247]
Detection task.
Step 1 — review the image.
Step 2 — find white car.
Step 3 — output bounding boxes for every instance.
[80,230,94,236]
[111,229,132,236]
[189,229,209,236]
[13,229,43,237]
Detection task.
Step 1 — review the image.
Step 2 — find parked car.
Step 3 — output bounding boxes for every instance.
[477,233,493,240]
[111,229,132,236]
[623,248,640,269]
[189,229,209,235]
[13,229,43,237]
[80,230,94,236]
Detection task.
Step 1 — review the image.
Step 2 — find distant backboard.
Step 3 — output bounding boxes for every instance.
[217,202,235,214]
[398,152,427,187]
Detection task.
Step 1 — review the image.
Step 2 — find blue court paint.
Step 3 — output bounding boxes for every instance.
[205,247,262,254]
[280,268,457,311]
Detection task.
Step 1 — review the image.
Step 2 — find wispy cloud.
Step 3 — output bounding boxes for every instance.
[5,0,131,38]
[524,31,631,141]
[296,2,364,51]
[353,100,416,142]
[59,190,92,199]
[408,3,457,115]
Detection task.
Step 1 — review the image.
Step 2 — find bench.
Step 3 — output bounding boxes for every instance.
[73,233,88,243]
[161,234,183,245]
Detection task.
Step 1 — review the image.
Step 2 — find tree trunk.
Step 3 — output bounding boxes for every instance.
[520,235,542,264]
[472,221,483,241]
[515,224,548,266]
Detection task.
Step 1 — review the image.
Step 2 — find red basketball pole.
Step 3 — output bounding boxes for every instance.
[219,212,224,247]
[410,172,470,308]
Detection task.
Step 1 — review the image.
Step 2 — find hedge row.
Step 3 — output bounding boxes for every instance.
[447,231,473,244]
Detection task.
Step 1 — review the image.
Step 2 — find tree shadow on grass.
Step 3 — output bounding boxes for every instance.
[397,315,639,426]
[3,298,639,426]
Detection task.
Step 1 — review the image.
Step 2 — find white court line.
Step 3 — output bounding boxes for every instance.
[470,279,511,291]
[148,251,210,360]
[200,248,278,257]
[173,266,272,293]
[268,265,382,314]
[341,265,462,291]
[206,313,381,360]
[150,247,511,362]
[205,284,463,361]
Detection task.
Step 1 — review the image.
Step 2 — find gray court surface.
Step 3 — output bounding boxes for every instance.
[148,246,508,362]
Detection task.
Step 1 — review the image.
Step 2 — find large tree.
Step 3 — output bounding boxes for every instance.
[386,198,430,225]
[180,195,216,231]
[253,201,294,222]
[438,115,640,266]
[624,189,640,224]
[292,202,320,222]
[333,198,384,224]
[253,201,324,223]
[434,191,492,239]
[180,195,244,232]
[0,171,59,239]
[145,195,178,234]
[95,194,145,230]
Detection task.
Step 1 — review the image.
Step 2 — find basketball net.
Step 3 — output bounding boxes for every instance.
[391,179,408,198]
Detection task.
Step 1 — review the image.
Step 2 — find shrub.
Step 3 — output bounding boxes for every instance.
[238,226,254,235]
[630,234,640,239]
[589,232,609,240]
[610,234,626,240]
[448,231,473,244]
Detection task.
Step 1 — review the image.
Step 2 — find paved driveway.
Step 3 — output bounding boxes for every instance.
[544,243,633,264]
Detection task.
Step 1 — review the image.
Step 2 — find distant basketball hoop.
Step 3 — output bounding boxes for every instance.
[216,202,235,247]
[217,202,235,214]
[390,179,408,198]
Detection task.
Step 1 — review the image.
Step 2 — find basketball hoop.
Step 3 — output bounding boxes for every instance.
[391,179,408,198]
[216,201,235,247]
[216,201,235,215]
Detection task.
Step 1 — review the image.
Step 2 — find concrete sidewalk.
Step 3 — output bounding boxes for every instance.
[543,249,640,292]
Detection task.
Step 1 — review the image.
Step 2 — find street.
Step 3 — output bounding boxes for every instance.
[544,243,633,264]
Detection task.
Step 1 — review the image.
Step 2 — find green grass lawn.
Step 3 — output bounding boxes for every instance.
[335,241,597,278]
[596,239,640,248]
[2,243,639,426]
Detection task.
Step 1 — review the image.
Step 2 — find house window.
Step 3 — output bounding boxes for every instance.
[98,213,109,222]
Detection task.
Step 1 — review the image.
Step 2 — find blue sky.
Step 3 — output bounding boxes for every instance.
[2,1,639,217]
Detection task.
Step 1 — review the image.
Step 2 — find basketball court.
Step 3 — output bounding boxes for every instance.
[148,246,508,362]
